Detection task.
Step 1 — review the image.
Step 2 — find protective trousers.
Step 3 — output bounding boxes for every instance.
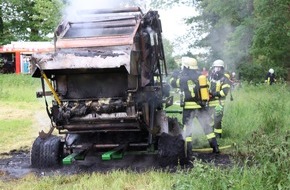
[183,108,220,153]
[213,104,223,138]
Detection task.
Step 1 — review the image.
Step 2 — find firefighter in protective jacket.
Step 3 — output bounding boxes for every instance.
[208,59,231,139]
[170,57,220,153]
[265,68,276,85]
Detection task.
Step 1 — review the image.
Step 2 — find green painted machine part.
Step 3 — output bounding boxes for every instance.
[62,151,86,165]
[102,150,123,160]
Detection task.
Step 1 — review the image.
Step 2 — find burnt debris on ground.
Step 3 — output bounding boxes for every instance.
[0,148,233,180]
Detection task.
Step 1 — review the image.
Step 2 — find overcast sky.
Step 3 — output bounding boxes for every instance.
[158,6,199,55]
[158,6,197,41]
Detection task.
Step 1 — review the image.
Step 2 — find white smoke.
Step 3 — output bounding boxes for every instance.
[63,0,149,21]
[63,0,124,21]
[182,111,213,147]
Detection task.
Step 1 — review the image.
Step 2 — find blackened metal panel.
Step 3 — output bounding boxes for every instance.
[64,72,127,99]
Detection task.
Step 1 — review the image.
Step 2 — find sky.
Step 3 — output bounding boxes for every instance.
[158,6,203,55]
[158,6,197,42]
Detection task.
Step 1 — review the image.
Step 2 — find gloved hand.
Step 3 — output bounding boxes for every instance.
[215,104,223,115]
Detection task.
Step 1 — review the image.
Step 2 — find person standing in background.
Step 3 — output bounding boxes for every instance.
[202,67,208,76]
[265,68,276,85]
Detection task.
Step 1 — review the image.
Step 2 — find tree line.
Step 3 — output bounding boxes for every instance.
[1,0,289,81]
[151,0,290,82]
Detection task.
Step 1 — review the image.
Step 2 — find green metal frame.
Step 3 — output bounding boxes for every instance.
[62,151,86,165]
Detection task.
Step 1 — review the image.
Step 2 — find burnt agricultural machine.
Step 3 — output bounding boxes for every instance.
[30,7,192,168]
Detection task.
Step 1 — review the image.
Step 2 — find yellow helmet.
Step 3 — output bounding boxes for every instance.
[213,59,224,68]
[181,57,198,69]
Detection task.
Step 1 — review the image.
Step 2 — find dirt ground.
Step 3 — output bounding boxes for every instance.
[0,148,232,180]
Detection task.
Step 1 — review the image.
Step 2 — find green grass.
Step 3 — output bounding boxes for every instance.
[0,171,175,190]
[0,120,33,152]
[0,74,40,102]
[0,74,45,153]
[0,75,289,190]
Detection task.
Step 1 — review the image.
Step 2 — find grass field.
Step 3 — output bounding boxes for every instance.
[0,74,289,190]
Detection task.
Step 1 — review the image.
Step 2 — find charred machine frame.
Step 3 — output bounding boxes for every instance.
[30,7,191,167]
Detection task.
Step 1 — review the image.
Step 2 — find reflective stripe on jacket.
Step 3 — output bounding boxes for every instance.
[209,74,231,99]
[184,100,225,109]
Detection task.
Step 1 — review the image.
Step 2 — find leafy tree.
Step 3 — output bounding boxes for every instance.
[0,2,4,44]
[0,0,18,44]
[152,0,290,83]
[0,0,63,43]
[31,0,63,41]
[252,0,290,68]
[187,0,255,70]
[162,38,177,72]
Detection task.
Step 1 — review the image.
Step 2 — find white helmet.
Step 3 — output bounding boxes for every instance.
[213,59,225,68]
[269,68,274,74]
[181,57,198,69]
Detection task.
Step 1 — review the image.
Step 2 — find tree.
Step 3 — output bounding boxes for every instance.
[0,0,63,43]
[162,38,177,72]
[0,1,4,44]
[252,0,290,68]
[0,0,18,44]
[30,0,63,41]
[151,0,290,72]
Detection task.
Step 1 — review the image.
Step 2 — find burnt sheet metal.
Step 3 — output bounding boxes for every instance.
[56,18,138,39]
[32,47,131,73]
[55,17,141,48]
[56,35,135,48]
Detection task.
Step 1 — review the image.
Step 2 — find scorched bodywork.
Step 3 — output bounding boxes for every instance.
[30,7,191,168]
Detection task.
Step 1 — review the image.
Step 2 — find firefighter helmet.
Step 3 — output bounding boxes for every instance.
[269,68,274,74]
[182,57,198,69]
[213,59,225,68]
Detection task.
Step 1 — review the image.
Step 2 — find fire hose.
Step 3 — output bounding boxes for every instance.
[192,143,236,153]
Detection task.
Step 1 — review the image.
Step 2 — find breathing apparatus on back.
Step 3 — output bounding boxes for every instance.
[198,75,209,106]
[179,57,198,107]
[179,57,219,107]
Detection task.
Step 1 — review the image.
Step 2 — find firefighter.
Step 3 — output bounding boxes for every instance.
[170,57,220,153]
[265,68,276,85]
[208,59,231,139]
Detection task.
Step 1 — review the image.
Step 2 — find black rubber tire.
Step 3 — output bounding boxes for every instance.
[31,135,63,168]
[30,136,42,168]
[158,133,188,167]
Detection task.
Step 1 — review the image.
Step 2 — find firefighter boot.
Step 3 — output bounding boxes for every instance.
[209,138,220,154]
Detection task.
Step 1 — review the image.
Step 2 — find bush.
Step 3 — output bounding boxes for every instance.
[237,64,287,84]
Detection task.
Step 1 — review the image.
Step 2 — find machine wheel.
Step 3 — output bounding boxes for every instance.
[31,135,63,168]
[158,132,191,167]
[30,136,42,167]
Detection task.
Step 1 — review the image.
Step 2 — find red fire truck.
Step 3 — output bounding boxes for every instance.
[0,41,54,74]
